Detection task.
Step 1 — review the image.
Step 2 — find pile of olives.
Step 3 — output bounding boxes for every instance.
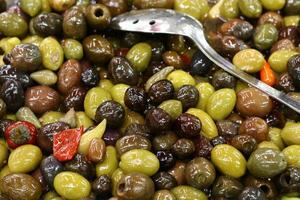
[0,0,299,200]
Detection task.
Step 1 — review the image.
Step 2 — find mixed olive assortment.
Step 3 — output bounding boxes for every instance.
[0,0,299,200]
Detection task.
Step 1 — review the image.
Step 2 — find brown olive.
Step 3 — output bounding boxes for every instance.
[152,131,178,151]
[174,113,201,138]
[108,56,139,86]
[146,108,172,133]
[288,54,300,89]
[284,0,300,15]
[86,4,111,30]
[244,176,277,199]
[277,72,296,93]
[168,161,186,185]
[211,70,237,90]
[239,117,269,143]
[236,87,273,117]
[257,11,283,30]
[219,19,254,40]
[116,172,155,200]
[0,173,42,200]
[194,135,213,159]
[0,79,24,113]
[172,138,195,159]
[83,35,114,64]
[230,135,257,157]
[37,122,70,153]
[87,138,106,163]
[63,86,87,111]
[124,123,151,139]
[185,157,216,189]
[57,59,82,94]
[9,44,42,72]
[279,26,300,46]
[176,85,199,111]
[95,100,125,128]
[124,87,147,112]
[25,85,60,114]
[116,135,151,156]
[162,51,184,69]
[40,155,64,187]
[216,120,239,139]
[226,113,244,125]
[271,39,295,54]
[156,150,176,170]
[63,6,87,40]
[148,80,174,104]
[212,176,243,199]
[100,0,128,16]
[33,12,62,37]
[31,168,49,192]
[152,172,177,190]
[92,175,112,198]
[238,187,266,200]
[65,153,96,180]
[277,167,300,194]
[133,0,174,9]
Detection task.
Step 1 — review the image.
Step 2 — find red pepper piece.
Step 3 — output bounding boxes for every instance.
[4,121,37,149]
[260,62,276,86]
[180,53,192,66]
[53,126,83,162]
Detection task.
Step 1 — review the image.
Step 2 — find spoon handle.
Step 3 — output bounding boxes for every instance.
[192,28,300,113]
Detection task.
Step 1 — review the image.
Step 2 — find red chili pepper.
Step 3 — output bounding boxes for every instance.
[180,53,192,66]
[53,126,83,162]
[4,121,37,149]
[260,62,276,86]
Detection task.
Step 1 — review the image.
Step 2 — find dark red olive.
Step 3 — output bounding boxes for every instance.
[194,135,213,159]
[148,80,174,104]
[63,86,87,111]
[176,85,199,110]
[103,129,121,146]
[174,113,201,138]
[230,135,257,157]
[0,79,24,112]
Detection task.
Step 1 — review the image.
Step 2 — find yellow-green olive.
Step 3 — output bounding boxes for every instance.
[268,50,299,73]
[233,49,265,73]
[110,83,129,106]
[8,144,42,173]
[282,145,300,168]
[158,100,183,119]
[39,111,64,125]
[96,146,118,177]
[174,0,210,21]
[171,185,208,200]
[0,143,8,168]
[40,37,64,71]
[126,42,152,72]
[195,82,215,110]
[54,171,91,200]
[268,127,285,150]
[211,144,247,178]
[281,122,300,145]
[167,70,196,91]
[75,111,94,129]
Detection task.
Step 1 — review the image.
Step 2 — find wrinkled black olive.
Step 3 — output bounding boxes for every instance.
[152,172,177,190]
[124,87,147,112]
[190,50,213,76]
[156,150,176,170]
[81,67,100,87]
[148,80,174,104]
[0,79,24,112]
[212,70,236,89]
[33,12,63,37]
[176,85,199,110]
[0,65,33,88]
[40,155,64,188]
[65,154,96,180]
[92,175,112,198]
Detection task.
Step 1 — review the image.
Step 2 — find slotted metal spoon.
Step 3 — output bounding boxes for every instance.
[110,9,300,114]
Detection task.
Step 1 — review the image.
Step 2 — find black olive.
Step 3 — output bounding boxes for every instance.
[148,39,165,61]
[156,150,176,170]
[64,154,96,180]
[211,136,227,146]
[63,87,87,111]
[194,136,213,159]
[277,72,295,93]
[103,129,121,146]
[176,85,199,110]
[33,12,63,37]
[122,32,142,48]
[0,65,33,88]
[148,80,174,104]
[40,155,64,188]
[174,113,201,138]
[143,61,165,80]
[190,50,213,76]
[277,167,300,194]
[81,67,100,87]
[145,108,172,133]
[124,123,151,139]
[212,70,236,89]
[152,172,177,190]
[216,120,239,139]
[212,176,243,199]
[288,54,300,89]
[238,187,267,200]
[92,175,112,198]
[124,86,147,112]
[95,100,125,128]
[0,119,14,137]
[0,79,24,112]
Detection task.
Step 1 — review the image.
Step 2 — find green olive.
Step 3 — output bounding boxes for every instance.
[233,49,265,73]
[281,122,300,145]
[22,35,43,47]
[186,108,218,140]
[119,149,160,176]
[84,87,112,120]
[112,168,125,197]
[96,146,118,177]
[0,143,8,168]
[257,141,280,150]
[247,148,287,178]
[44,191,59,200]
[110,84,129,106]
[61,39,83,60]
[40,37,64,71]
[120,110,145,133]
[8,144,42,173]
[158,100,183,119]
[86,4,111,30]
[0,12,28,37]
[30,70,58,86]
[254,24,278,50]
[206,88,236,120]
[75,111,94,129]
[20,0,42,17]
[63,6,87,40]
[284,15,300,26]
[260,0,286,11]
[268,50,299,73]
[211,144,247,178]
[39,111,64,125]
[220,0,239,19]
[41,0,51,12]
[268,127,284,150]
[282,145,300,168]
[171,186,208,200]
[195,82,215,110]
[48,0,75,12]
[99,79,114,91]
[167,70,196,91]
[54,171,91,199]
[153,190,176,200]
[126,42,152,72]
[0,37,21,54]
[174,0,210,21]
[0,165,11,180]
[238,0,263,18]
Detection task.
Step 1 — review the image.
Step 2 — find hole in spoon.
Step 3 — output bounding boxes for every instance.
[133,20,139,24]
[149,20,156,25]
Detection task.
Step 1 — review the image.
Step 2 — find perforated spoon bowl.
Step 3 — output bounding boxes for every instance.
[110,9,300,114]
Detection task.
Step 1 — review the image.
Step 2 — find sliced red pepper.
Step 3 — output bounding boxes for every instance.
[180,53,192,66]
[4,121,37,149]
[260,61,276,86]
[53,126,83,162]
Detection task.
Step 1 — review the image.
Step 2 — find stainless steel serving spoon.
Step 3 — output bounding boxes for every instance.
[110,9,300,114]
